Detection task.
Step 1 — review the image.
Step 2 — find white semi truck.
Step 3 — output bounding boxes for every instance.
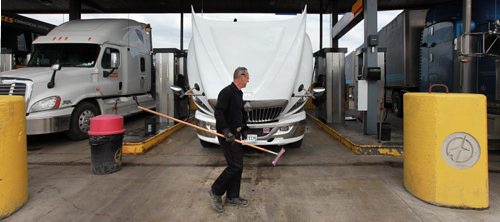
[183,9,320,147]
[0,19,155,140]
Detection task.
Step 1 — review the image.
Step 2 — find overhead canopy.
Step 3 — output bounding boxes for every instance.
[2,0,452,14]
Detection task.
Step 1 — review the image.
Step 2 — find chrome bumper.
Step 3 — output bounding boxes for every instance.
[195,110,306,146]
[27,114,71,135]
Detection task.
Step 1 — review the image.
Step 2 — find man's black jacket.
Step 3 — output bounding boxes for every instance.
[215,82,248,136]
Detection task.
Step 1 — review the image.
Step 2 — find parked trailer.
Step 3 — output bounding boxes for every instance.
[0,19,156,140]
[380,10,427,117]
[348,0,500,142]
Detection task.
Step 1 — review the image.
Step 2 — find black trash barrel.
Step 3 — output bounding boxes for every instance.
[377,122,391,141]
[88,115,125,175]
[144,116,157,136]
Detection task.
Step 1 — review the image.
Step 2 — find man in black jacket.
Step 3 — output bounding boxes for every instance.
[209,67,250,213]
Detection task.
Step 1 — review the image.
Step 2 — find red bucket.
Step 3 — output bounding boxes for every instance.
[88,114,125,136]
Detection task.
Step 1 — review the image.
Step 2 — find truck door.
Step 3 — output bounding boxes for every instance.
[420,22,455,92]
[99,47,123,96]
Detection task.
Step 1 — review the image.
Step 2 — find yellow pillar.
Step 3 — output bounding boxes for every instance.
[0,96,28,218]
[404,93,488,209]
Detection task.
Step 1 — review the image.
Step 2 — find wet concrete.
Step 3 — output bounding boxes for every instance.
[6,114,500,221]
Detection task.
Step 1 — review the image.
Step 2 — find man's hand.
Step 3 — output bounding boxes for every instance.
[222,128,235,143]
[236,127,247,140]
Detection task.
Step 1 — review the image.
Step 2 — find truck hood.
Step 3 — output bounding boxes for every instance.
[1,67,96,110]
[2,67,61,83]
[1,67,93,83]
[187,8,313,102]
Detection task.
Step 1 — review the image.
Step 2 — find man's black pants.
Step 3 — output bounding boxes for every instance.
[211,137,243,198]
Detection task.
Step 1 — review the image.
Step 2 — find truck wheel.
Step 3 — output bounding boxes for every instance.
[200,139,217,148]
[66,102,100,140]
[287,139,303,148]
[392,91,403,117]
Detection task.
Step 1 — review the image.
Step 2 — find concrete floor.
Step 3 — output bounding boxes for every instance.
[6,114,500,221]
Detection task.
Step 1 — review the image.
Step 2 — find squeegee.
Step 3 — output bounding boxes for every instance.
[138,106,286,165]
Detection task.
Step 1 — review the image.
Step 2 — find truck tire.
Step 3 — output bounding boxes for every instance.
[392,91,403,117]
[66,102,100,140]
[287,139,303,148]
[200,139,217,148]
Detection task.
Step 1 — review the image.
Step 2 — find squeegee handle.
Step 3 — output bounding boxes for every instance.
[138,106,278,155]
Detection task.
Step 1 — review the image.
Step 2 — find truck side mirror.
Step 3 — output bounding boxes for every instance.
[51,64,61,71]
[104,52,120,78]
[171,83,203,98]
[110,52,120,69]
[170,86,183,94]
[298,84,305,92]
[25,54,32,66]
[313,87,325,96]
[48,64,61,88]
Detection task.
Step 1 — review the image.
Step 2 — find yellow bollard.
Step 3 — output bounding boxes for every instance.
[0,96,28,218]
[404,89,488,209]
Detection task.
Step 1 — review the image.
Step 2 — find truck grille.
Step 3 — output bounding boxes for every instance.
[208,99,287,124]
[246,106,284,123]
[0,82,27,96]
[0,78,34,108]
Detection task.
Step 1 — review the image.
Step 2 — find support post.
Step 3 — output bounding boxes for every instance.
[319,0,323,49]
[69,0,81,20]
[461,0,473,93]
[363,0,378,135]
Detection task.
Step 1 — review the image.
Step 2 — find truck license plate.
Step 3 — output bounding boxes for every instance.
[246,134,257,143]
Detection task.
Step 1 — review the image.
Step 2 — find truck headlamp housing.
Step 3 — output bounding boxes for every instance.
[193,96,211,114]
[30,96,61,112]
[288,97,307,114]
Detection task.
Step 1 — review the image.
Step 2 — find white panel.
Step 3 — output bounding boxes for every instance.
[358,80,368,111]
[0,53,13,72]
[155,53,176,124]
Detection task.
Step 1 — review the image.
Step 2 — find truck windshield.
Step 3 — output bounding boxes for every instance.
[28,44,100,68]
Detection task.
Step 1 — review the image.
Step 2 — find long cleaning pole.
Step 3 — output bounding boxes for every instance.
[138,106,286,165]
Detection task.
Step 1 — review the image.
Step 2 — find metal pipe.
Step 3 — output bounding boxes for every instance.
[462,0,473,93]
[320,0,323,49]
[180,12,184,51]
[464,0,471,34]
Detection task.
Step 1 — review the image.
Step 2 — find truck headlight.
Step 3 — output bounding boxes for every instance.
[29,96,61,112]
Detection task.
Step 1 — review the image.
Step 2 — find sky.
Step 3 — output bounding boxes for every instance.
[21,10,401,54]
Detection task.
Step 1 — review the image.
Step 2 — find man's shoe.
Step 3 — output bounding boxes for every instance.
[225,197,249,207]
[208,190,224,213]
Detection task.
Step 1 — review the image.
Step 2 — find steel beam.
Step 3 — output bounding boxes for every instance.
[331,9,338,49]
